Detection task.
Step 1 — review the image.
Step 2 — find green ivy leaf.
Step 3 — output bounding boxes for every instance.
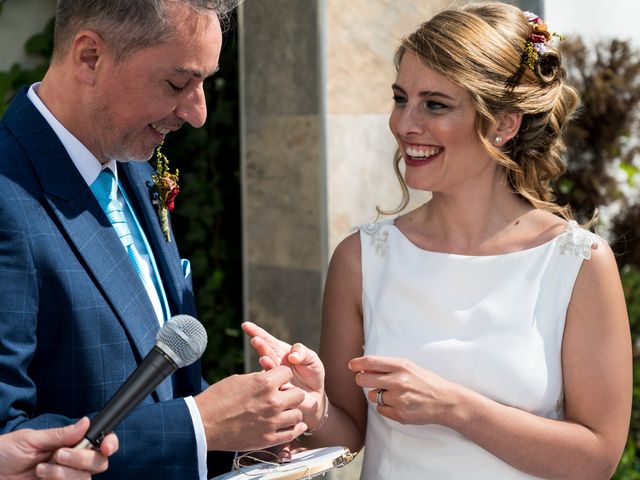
[620,162,639,185]
[559,178,574,195]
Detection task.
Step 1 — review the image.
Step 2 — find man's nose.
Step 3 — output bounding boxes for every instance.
[175,84,207,128]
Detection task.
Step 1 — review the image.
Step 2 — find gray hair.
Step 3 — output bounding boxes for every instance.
[52,0,240,63]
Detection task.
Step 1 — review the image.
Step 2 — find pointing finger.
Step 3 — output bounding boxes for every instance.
[242,322,286,347]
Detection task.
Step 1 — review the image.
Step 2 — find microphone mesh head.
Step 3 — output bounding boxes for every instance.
[156,315,208,368]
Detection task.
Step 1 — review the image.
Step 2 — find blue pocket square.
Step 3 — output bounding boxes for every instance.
[181,259,191,279]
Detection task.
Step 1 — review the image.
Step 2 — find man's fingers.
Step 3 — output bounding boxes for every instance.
[99,433,119,457]
[274,407,304,430]
[31,417,90,451]
[259,355,278,370]
[50,447,110,475]
[263,365,295,387]
[268,422,308,447]
[277,383,305,408]
[35,462,93,480]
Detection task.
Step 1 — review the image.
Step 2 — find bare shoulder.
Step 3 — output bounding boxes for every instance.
[574,235,618,281]
[329,231,362,275]
[526,209,568,240]
[323,232,363,333]
[333,231,361,256]
[567,230,626,330]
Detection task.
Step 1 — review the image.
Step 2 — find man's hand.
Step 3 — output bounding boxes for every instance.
[195,366,307,452]
[0,417,119,480]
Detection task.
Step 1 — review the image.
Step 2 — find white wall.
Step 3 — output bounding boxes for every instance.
[545,0,640,45]
[0,0,56,69]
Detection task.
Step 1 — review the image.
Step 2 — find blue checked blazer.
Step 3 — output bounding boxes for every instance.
[0,88,230,478]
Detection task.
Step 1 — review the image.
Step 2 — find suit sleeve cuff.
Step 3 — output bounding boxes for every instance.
[185,395,208,480]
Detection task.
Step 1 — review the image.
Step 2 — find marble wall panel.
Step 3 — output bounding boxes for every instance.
[325,0,454,115]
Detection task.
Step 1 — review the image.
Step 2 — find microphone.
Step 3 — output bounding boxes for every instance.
[75,314,208,449]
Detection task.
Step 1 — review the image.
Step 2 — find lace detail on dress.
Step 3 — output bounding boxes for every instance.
[558,220,599,260]
[359,219,394,257]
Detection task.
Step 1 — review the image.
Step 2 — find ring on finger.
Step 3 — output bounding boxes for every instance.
[375,388,388,407]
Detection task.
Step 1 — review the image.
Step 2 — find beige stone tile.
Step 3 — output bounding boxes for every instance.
[325,0,456,115]
[244,115,324,270]
[241,0,321,116]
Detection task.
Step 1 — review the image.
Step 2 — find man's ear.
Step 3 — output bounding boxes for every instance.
[491,111,523,146]
[70,30,109,85]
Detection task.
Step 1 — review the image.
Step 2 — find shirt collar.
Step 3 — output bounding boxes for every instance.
[27,82,117,184]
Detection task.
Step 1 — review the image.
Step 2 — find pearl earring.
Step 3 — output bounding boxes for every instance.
[494,135,503,145]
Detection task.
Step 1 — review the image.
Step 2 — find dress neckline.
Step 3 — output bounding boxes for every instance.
[388,222,564,259]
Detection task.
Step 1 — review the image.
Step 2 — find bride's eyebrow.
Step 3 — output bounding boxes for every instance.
[391,84,455,100]
[419,91,454,100]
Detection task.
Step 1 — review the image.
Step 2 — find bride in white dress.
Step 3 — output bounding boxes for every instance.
[243,3,631,478]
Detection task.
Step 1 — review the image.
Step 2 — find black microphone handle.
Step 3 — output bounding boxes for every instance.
[84,346,178,447]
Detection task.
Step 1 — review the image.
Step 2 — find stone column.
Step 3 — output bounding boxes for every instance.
[240,0,325,364]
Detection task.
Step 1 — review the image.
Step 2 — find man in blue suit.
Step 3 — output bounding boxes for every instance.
[0,1,307,478]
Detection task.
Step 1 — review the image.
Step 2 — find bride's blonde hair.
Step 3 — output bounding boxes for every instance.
[383,2,580,220]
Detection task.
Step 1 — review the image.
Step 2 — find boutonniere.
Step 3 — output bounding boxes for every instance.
[150,142,180,242]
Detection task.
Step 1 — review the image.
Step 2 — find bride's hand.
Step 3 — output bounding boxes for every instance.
[349,355,458,427]
[242,322,326,423]
[241,321,293,368]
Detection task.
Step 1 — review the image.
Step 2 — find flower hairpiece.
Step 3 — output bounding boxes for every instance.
[150,142,180,242]
[506,11,564,89]
[522,11,564,71]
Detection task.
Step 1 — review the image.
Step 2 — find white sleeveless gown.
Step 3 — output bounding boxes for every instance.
[358,219,598,479]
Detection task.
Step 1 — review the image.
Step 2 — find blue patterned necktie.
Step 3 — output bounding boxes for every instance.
[91,169,164,319]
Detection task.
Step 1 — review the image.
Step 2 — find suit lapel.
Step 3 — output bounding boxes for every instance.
[3,89,161,370]
[119,161,196,317]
